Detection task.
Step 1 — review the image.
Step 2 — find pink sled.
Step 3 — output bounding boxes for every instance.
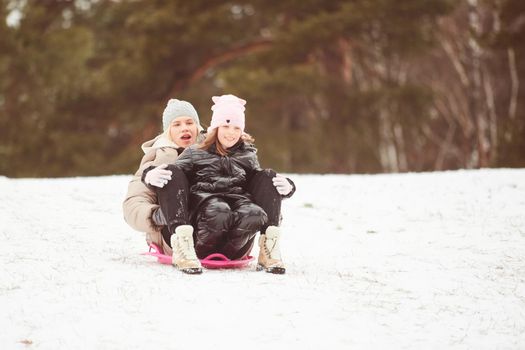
[141,243,254,269]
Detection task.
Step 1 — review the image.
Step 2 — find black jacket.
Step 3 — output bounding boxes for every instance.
[173,141,261,216]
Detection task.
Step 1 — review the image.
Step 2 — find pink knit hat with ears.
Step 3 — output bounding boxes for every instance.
[207,94,246,133]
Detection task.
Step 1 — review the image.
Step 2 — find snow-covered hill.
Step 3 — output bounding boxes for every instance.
[1,169,524,350]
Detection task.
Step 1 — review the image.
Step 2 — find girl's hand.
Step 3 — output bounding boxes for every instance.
[145,164,172,188]
[272,174,293,196]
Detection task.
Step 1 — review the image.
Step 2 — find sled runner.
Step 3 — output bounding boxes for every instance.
[141,243,172,265]
[142,243,254,269]
[199,253,254,269]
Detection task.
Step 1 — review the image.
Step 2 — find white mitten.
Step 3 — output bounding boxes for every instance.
[272,174,293,196]
[145,164,172,188]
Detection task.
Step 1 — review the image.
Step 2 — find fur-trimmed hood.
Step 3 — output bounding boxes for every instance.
[141,134,178,154]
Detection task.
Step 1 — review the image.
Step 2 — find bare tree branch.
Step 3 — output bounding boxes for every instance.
[164,39,273,101]
[508,47,519,120]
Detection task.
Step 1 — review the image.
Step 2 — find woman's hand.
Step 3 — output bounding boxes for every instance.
[144,164,172,188]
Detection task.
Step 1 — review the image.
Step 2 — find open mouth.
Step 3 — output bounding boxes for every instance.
[180,134,192,141]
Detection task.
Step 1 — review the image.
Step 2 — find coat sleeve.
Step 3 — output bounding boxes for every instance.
[123,165,161,232]
[245,144,295,199]
[173,147,195,174]
[123,147,179,233]
[123,173,160,233]
[243,145,263,184]
[141,147,193,186]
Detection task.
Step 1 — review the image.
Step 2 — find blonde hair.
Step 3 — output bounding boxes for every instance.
[164,128,176,144]
[199,129,255,156]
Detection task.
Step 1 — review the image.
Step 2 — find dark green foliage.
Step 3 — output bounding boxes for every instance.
[0,0,523,177]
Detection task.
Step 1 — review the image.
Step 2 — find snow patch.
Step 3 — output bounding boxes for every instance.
[1,169,525,349]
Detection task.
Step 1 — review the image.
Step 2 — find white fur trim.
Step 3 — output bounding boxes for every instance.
[141,135,178,154]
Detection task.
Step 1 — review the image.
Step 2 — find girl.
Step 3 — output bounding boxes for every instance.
[144,94,295,275]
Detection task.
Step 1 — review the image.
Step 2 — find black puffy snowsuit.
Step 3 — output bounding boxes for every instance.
[171,141,268,259]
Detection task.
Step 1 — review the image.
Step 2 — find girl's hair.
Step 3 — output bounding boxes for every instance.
[199,128,255,156]
[164,128,176,144]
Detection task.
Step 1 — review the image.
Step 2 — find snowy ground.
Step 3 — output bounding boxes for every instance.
[1,169,525,350]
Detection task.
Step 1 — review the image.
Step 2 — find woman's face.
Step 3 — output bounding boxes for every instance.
[217,124,242,149]
[169,116,198,148]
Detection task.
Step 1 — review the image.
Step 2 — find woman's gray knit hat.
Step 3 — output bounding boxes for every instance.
[162,99,200,131]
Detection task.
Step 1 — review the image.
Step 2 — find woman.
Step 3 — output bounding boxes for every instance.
[122,98,202,258]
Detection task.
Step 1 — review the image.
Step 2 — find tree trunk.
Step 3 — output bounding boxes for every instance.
[467,0,491,167]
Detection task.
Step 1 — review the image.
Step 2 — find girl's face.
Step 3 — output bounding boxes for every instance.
[217,124,242,149]
[169,116,198,148]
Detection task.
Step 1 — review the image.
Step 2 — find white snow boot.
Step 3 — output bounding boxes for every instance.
[170,225,202,275]
[257,225,286,274]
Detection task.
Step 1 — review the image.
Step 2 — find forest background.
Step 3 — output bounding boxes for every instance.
[1,0,524,177]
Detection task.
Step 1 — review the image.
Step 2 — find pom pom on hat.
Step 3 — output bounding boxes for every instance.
[162,99,200,132]
[207,94,246,133]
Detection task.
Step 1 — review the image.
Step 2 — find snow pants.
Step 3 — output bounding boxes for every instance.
[194,196,267,260]
[156,168,283,259]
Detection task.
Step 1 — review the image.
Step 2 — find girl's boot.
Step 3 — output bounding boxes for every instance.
[171,225,203,274]
[257,225,286,274]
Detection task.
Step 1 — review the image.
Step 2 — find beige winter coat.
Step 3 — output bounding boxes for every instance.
[123,134,181,255]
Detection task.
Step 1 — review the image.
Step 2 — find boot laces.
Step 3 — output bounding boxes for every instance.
[179,235,198,260]
[264,236,278,259]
